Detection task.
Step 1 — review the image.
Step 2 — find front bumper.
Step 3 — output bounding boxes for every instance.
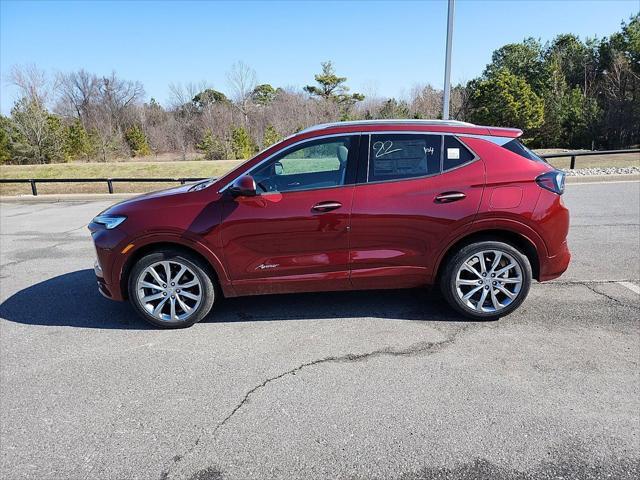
[94,258,113,299]
[90,224,128,302]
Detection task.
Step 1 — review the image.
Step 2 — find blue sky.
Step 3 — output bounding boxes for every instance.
[1,0,638,114]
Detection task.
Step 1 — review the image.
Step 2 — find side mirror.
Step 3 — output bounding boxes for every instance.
[274,161,284,176]
[229,175,257,197]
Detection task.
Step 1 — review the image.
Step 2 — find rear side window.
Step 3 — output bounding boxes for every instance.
[368,134,441,182]
[443,136,475,170]
[502,139,546,163]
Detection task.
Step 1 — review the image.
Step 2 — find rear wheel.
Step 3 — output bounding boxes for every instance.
[128,250,216,328]
[440,241,532,320]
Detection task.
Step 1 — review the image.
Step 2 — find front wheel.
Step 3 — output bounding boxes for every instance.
[128,250,216,328]
[440,241,532,320]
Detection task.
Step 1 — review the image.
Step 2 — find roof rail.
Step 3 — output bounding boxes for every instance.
[299,119,475,133]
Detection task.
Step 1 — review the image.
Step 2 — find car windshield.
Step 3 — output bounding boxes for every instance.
[502,139,547,163]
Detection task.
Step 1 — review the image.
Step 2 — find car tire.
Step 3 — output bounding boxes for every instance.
[128,249,216,328]
[440,241,532,321]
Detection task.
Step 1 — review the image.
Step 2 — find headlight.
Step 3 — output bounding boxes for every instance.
[92,214,127,229]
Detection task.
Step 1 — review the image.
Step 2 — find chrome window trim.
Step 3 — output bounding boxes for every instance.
[251,182,355,197]
[219,130,482,194]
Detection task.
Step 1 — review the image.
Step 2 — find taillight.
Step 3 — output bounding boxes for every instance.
[536,171,565,195]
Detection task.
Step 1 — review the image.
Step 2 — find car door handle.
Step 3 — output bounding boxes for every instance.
[312,201,342,212]
[435,192,466,203]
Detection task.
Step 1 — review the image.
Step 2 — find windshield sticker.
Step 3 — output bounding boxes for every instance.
[447,148,460,160]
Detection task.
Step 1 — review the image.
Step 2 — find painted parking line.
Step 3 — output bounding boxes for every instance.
[617,281,640,294]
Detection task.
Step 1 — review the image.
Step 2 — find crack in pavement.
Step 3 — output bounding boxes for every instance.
[162,326,469,479]
[579,282,640,310]
[541,279,640,310]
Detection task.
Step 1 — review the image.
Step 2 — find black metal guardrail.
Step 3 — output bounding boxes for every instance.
[0,149,638,196]
[0,177,207,196]
[540,149,640,170]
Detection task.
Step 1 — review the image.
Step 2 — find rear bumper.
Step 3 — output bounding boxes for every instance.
[539,240,571,281]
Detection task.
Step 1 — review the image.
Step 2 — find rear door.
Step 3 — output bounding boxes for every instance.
[219,134,360,295]
[349,132,484,289]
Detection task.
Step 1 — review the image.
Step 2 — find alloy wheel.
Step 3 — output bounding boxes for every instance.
[455,250,523,313]
[135,260,203,323]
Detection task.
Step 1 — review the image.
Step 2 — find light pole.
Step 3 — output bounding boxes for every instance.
[442,0,455,120]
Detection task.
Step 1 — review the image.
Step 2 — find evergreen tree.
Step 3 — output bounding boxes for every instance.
[124,125,152,157]
[231,126,257,159]
[197,130,229,160]
[262,125,282,147]
[468,69,544,133]
[304,61,364,107]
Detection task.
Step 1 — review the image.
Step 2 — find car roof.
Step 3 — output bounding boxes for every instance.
[297,119,523,139]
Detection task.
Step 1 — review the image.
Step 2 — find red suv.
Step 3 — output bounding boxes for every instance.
[89,120,570,328]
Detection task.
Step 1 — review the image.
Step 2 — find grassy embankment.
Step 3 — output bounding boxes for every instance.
[0,160,242,196]
[0,151,638,196]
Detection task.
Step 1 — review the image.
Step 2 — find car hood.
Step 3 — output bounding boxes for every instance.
[102,180,217,215]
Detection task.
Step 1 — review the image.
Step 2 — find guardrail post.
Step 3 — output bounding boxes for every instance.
[570,155,576,170]
[180,178,185,185]
[107,179,114,194]
[30,179,37,196]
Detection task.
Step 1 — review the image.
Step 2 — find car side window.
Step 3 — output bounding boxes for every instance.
[443,136,475,171]
[368,134,441,182]
[251,136,353,194]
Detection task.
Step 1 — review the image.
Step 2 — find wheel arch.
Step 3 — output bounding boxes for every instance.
[118,239,232,300]
[434,228,541,282]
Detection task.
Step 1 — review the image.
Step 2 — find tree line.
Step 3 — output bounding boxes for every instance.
[1,14,637,165]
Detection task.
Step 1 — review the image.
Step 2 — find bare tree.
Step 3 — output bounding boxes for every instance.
[409,84,442,119]
[97,71,145,130]
[167,82,201,160]
[450,83,472,122]
[226,61,257,126]
[55,69,99,123]
[7,64,54,108]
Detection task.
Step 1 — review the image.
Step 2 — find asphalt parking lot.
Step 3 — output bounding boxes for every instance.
[1,181,639,480]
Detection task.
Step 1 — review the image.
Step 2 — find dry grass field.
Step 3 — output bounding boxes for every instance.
[0,160,242,196]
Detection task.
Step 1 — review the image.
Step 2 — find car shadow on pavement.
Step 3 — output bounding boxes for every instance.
[0,269,470,329]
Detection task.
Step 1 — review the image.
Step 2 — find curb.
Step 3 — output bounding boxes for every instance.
[1,174,638,203]
[566,173,640,184]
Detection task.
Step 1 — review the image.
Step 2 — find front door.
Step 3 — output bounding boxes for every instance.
[219,135,360,295]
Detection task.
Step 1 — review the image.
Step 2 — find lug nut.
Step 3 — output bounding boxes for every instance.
[491,273,495,277]
[162,284,167,288]
[485,285,490,290]
[171,295,175,299]
[482,272,487,277]
[176,289,181,293]
[163,292,167,296]
[171,282,175,286]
